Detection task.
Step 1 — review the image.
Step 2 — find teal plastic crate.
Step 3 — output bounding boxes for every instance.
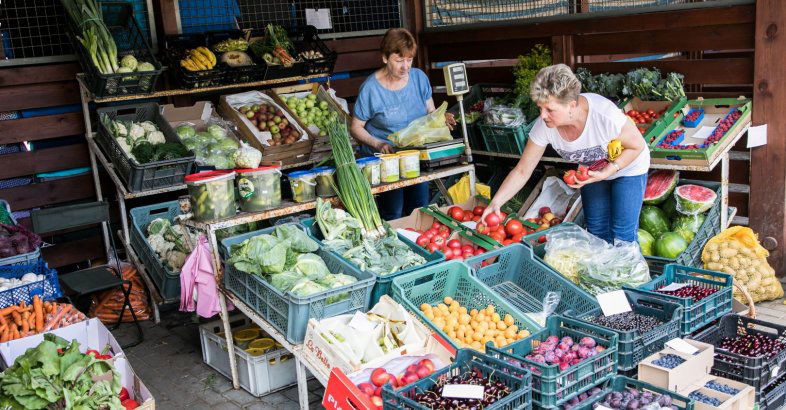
[478,120,536,155]
[300,217,444,306]
[129,201,183,302]
[487,315,618,409]
[627,264,733,336]
[464,244,600,319]
[391,261,541,352]
[220,224,375,344]
[574,376,694,410]
[574,290,682,372]
[381,349,532,410]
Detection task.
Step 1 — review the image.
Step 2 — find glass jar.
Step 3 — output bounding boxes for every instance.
[185,171,237,222]
[398,150,421,179]
[288,170,317,203]
[313,166,336,197]
[236,165,282,212]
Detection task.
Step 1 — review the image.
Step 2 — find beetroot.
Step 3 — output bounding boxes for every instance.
[580,337,597,348]
[560,336,574,347]
[0,246,15,258]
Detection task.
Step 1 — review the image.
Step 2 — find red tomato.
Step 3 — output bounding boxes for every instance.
[462,245,475,254]
[474,248,485,256]
[447,239,462,249]
[499,212,508,221]
[646,109,656,116]
[472,215,481,222]
[496,225,506,233]
[473,206,485,216]
[431,222,442,230]
[484,212,501,227]
[443,248,454,259]
[505,220,524,236]
[462,213,471,222]
[490,232,506,243]
[476,224,487,234]
[463,252,475,259]
[438,230,450,239]
[463,210,474,220]
[431,236,445,246]
[427,243,441,253]
[438,225,450,233]
[448,206,464,220]
[416,235,429,247]
[512,234,524,242]
[503,239,515,246]
[627,110,638,116]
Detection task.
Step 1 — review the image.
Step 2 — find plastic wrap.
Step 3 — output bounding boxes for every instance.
[524,291,560,327]
[90,262,151,323]
[482,98,526,127]
[388,101,452,147]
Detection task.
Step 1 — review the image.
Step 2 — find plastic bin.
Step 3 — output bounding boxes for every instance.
[164,33,233,89]
[627,264,733,336]
[682,109,705,128]
[693,314,786,395]
[129,201,183,301]
[186,171,237,222]
[487,315,618,409]
[380,349,532,410]
[296,26,337,76]
[301,218,444,307]
[575,290,682,371]
[478,120,536,155]
[760,372,786,409]
[574,376,693,410]
[448,83,514,151]
[199,316,297,396]
[220,224,375,344]
[390,261,541,352]
[464,244,600,319]
[96,103,196,193]
[0,260,60,309]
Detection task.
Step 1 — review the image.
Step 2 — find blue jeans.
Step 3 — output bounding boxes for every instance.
[378,182,430,220]
[580,174,647,243]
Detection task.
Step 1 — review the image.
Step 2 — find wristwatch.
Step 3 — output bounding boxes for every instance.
[610,160,621,172]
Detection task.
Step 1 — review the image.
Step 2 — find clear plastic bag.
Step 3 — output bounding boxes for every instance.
[388,101,452,147]
[544,224,650,295]
[482,97,526,127]
[524,291,560,327]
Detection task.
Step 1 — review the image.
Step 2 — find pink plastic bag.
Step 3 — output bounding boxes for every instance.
[180,235,233,317]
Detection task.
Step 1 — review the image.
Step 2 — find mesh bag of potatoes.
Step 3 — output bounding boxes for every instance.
[702,226,784,303]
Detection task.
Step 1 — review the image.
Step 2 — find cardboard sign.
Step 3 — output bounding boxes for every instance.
[666,338,700,355]
[442,384,484,400]
[659,282,689,292]
[596,290,632,316]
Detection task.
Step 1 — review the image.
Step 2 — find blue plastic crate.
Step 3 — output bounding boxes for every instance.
[129,201,183,302]
[682,109,705,128]
[0,259,60,309]
[627,264,733,336]
[573,376,694,410]
[220,224,375,344]
[300,217,445,306]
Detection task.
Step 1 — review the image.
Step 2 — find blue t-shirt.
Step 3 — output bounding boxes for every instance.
[353,68,432,154]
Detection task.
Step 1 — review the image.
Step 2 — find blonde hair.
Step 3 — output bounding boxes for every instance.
[530,64,582,104]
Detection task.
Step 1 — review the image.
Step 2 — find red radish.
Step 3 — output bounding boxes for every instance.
[576,165,590,182]
[473,206,485,216]
[371,368,390,387]
[415,365,431,378]
[447,239,462,249]
[563,170,577,185]
[484,212,501,227]
[539,207,552,217]
[358,383,376,396]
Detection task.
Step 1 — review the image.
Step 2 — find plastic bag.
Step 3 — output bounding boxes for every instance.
[543,224,650,295]
[482,98,526,127]
[90,262,151,323]
[447,174,491,204]
[524,292,560,327]
[388,101,452,147]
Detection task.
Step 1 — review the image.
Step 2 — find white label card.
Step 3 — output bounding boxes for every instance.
[397,229,420,243]
[462,221,478,230]
[347,311,376,334]
[442,384,484,400]
[305,8,332,30]
[596,406,613,410]
[596,290,632,316]
[772,365,780,378]
[666,338,700,355]
[747,124,767,148]
[659,282,689,292]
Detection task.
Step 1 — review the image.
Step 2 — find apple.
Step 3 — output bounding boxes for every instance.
[415,365,431,379]
[273,115,282,124]
[279,119,289,128]
[543,212,555,222]
[358,383,375,396]
[245,111,255,119]
[406,365,418,374]
[419,359,435,373]
[251,104,260,111]
[239,106,249,114]
[370,368,390,387]
[258,121,267,130]
[370,396,383,408]
[402,373,419,385]
[270,125,280,134]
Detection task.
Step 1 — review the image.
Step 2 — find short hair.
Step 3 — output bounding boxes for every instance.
[380,28,417,58]
[530,64,582,104]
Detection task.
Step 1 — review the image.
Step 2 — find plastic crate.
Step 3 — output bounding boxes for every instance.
[206,30,268,84]
[220,224,375,344]
[300,217,445,307]
[0,259,61,309]
[682,109,705,128]
[693,314,786,394]
[760,372,786,409]
[486,315,619,409]
[448,83,514,151]
[0,244,40,268]
[478,120,536,155]
[129,201,183,302]
[380,349,532,410]
[164,33,233,89]
[65,2,163,98]
[199,315,297,397]
[574,290,682,372]
[464,244,600,318]
[96,103,196,192]
[574,376,694,410]
[390,261,541,352]
[296,26,337,75]
[627,264,733,336]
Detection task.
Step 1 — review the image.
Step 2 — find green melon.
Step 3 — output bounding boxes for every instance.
[675,184,717,215]
[644,170,679,205]
[640,205,670,239]
[661,196,679,221]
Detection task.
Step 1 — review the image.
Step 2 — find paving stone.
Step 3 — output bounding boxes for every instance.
[282,386,301,402]
[243,402,278,410]
[222,387,259,406]
[259,391,293,406]
[209,402,244,410]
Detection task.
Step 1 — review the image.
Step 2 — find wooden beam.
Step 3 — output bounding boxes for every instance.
[0,112,84,144]
[0,144,90,180]
[430,66,514,87]
[426,37,550,63]
[155,0,180,36]
[1,174,95,211]
[552,35,575,66]
[0,63,80,87]
[331,77,366,99]
[0,81,80,112]
[750,0,786,276]
[42,235,104,268]
[573,24,754,55]
[334,50,382,72]
[576,58,754,85]
[325,36,383,53]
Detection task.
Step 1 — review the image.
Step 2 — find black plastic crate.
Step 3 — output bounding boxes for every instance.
[96,103,195,192]
[248,27,307,81]
[295,26,337,76]
[694,314,786,394]
[165,33,231,89]
[448,83,515,151]
[761,372,786,409]
[206,31,268,84]
[66,2,163,98]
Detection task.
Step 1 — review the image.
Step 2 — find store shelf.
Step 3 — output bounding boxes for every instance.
[77,73,330,104]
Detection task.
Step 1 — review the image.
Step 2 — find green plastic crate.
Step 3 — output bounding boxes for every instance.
[617,97,687,144]
[574,376,694,410]
[391,261,541,352]
[129,201,183,302]
[380,349,532,410]
[464,244,600,319]
[448,83,514,151]
[574,290,682,372]
[487,315,619,409]
[627,264,733,336]
[478,120,536,155]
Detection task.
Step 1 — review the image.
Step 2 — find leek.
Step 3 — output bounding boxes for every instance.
[61,0,119,74]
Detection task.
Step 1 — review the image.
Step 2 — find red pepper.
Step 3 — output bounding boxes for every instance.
[121,399,139,409]
[86,350,100,358]
[119,387,130,401]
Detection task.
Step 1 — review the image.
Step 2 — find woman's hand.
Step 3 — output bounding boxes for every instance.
[479,201,502,223]
[568,165,616,189]
[375,140,395,154]
[445,112,457,131]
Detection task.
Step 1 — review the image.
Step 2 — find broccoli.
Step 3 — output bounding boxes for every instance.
[152,143,190,161]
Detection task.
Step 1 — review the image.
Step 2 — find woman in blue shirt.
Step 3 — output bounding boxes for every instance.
[350,28,455,220]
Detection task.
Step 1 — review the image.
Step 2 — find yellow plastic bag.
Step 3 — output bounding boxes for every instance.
[701,226,783,303]
[388,102,452,147]
[447,175,490,204]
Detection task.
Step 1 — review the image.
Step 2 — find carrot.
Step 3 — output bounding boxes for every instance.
[0,329,8,342]
[43,304,71,332]
[11,311,21,327]
[33,296,43,332]
[0,306,22,316]
[21,311,29,333]
[11,326,18,341]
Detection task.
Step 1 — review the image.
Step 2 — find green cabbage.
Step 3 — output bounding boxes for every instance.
[274,224,318,253]
[206,124,227,139]
[176,124,197,139]
[213,138,239,151]
[270,271,304,293]
[293,253,330,280]
[289,278,327,298]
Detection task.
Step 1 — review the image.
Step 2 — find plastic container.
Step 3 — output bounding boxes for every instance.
[249,338,275,352]
[397,150,421,179]
[356,157,381,186]
[379,154,400,183]
[478,120,536,155]
[575,376,693,410]
[627,264,733,336]
[236,166,282,212]
[186,171,237,222]
[682,109,705,127]
[287,170,317,203]
[761,372,786,409]
[0,260,61,309]
[487,315,619,409]
[313,166,336,197]
[129,201,183,302]
[233,328,261,349]
[381,349,532,410]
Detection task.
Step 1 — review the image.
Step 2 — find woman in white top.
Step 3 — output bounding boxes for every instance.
[482,64,650,243]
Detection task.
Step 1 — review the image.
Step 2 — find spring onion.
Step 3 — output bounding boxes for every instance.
[61,0,119,74]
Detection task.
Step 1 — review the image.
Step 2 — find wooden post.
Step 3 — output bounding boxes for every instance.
[551,35,575,67]
[155,0,180,36]
[407,0,429,73]
[750,0,786,277]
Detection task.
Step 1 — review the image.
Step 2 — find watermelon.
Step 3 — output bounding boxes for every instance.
[638,229,655,256]
[661,196,679,220]
[640,205,670,239]
[675,184,717,215]
[644,170,679,205]
[655,232,688,259]
[671,213,706,233]
[675,228,695,243]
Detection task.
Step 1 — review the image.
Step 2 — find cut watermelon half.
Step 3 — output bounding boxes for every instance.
[644,170,679,205]
[675,184,717,215]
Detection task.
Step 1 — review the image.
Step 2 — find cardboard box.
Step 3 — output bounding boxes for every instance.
[638,339,714,392]
[0,318,155,409]
[517,167,582,222]
[679,375,755,410]
[161,100,215,129]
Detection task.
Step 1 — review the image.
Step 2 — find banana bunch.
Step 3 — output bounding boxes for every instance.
[180,47,216,71]
[607,139,623,161]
